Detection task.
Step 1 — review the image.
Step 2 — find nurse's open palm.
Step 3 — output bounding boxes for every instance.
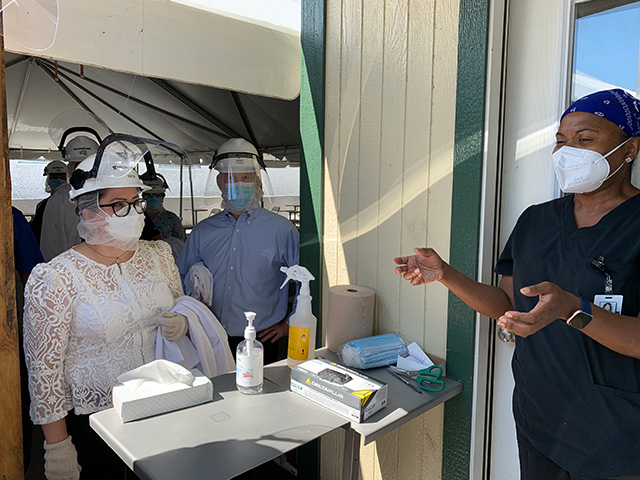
[394,248,445,286]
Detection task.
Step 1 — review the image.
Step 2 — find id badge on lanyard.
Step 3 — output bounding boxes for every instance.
[591,256,623,314]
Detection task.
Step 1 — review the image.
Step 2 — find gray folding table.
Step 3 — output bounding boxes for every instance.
[90,372,348,480]
[264,350,463,480]
[91,351,462,480]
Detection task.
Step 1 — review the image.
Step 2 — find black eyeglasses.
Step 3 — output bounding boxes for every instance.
[99,198,147,217]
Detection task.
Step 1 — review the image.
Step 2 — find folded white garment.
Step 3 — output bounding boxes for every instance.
[184,262,213,306]
[156,296,235,378]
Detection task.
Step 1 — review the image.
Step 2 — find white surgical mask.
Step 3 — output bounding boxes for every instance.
[103,209,145,249]
[79,207,145,251]
[552,138,632,194]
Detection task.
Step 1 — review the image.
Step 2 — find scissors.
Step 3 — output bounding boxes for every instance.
[390,365,445,393]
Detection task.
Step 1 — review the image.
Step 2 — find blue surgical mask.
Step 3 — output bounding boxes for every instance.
[49,179,66,192]
[146,197,163,209]
[227,182,255,208]
[341,334,406,369]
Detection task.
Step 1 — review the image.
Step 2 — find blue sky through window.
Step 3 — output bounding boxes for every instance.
[574,2,640,93]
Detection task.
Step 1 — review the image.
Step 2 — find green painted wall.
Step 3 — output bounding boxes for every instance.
[442,0,491,478]
[299,0,325,342]
[298,1,325,479]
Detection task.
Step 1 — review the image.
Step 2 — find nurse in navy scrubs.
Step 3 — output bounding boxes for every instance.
[394,89,640,480]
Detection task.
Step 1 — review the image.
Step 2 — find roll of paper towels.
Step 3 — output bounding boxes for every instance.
[326,285,375,352]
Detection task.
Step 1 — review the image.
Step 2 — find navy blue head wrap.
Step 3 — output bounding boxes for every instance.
[562,89,640,137]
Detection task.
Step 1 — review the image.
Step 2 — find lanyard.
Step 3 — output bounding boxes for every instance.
[591,256,613,293]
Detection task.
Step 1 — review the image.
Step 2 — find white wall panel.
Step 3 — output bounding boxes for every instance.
[321,0,460,478]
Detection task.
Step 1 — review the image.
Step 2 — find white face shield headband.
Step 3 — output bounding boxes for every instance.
[552,138,632,194]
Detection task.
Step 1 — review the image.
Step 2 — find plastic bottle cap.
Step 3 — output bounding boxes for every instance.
[244,311,257,341]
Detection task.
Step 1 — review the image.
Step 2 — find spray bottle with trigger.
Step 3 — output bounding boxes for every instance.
[280,265,316,367]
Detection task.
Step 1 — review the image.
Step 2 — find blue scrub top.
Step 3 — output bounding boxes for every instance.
[177,207,299,336]
[495,194,640,479]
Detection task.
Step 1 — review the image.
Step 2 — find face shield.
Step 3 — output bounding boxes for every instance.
[204,152,274,215]
[49,110,109,156]
[1,0,59,52]
[43,160,68,193]
[69,133,189,200]
[44,175,67,193]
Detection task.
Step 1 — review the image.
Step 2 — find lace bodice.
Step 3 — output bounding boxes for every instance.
[24,240,183,424]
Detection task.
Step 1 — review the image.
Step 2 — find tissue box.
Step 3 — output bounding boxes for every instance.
[113,368,213,422]
[290,358,387,423]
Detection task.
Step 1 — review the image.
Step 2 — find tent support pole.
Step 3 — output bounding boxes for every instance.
[229,91,259,148]
[34,60,113,137]
[149,78,240,138]
[44,61,228,140]
[9,58,33,144]
[0,24,26,480]
[37,60,167,143]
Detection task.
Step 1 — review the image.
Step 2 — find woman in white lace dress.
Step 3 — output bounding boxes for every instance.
[23,152,187,480]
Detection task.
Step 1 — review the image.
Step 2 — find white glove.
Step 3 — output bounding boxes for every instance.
[43,435,81,480]
[152,312,189,341]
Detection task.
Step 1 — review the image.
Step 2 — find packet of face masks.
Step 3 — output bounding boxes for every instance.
[340,333,406,369]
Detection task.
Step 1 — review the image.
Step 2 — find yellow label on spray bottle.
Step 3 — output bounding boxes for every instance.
[288,325,310,361]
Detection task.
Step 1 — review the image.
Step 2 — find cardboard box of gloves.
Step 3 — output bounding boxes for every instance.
[290,358,387,422]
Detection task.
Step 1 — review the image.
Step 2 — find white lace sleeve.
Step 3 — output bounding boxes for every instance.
[23,263,74,424]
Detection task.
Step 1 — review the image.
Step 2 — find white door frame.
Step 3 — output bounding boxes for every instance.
[470,0,578,478]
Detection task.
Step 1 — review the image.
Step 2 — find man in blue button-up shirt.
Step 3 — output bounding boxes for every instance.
[177,139,299,363]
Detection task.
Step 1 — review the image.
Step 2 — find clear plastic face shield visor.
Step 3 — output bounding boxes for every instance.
[48,110,110,158]
[69,133,189,202]
[204,154,274,214]
[1,0,59,52]
[43,161,68,193]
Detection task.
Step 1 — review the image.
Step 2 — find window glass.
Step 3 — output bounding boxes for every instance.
[571,0,640,102]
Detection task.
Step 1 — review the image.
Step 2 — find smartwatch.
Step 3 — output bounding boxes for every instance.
[566,296,593,330]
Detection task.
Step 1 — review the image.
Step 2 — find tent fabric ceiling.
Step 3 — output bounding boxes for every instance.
[3,0,301,100]
[6,53,300,166]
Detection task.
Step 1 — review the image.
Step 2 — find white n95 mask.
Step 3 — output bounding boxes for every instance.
[552,138,632,194]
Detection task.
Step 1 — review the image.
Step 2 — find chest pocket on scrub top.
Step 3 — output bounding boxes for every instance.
[583,261,640,396]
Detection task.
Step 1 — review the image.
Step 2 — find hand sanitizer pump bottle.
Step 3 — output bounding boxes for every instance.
[280,266,317,368]
[236,311,264,394]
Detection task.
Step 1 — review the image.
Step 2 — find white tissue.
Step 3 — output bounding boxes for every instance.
[396,342,435,371]
[113,362,213,422]
[116,359,195,394]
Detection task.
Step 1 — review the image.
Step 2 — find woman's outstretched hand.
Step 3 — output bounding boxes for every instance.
[393,248,446,286]
[498,281,580,337]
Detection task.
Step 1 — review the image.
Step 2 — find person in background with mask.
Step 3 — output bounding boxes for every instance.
[394,89,640,479]
[141,173,185,258]
[30,160,68,245]
[39,135,99,261]
[23,151,187,480]
[176,138,299,363]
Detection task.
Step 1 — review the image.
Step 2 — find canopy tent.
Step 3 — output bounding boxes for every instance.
[2,0,301,166]
[5,53,300,166]
[3,0,301,99]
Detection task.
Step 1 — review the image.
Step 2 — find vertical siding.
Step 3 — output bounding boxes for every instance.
[321,0,460,478]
